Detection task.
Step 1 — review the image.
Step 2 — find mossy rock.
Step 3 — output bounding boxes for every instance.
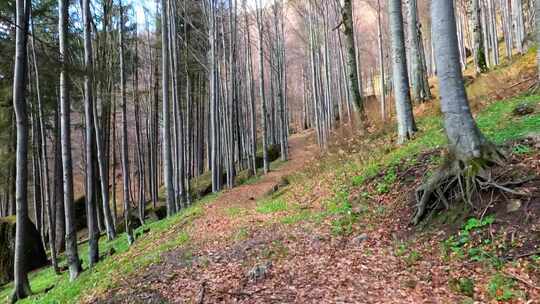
[0,216,48,285]
[115,210,142,234]
[146,206,167,221]
[190,172,215,199]
[255,145,281,168]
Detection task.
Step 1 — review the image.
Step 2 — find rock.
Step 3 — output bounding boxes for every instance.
[255,145,281,168]
[513,103,534,116]
[115,210,142,234]
[352,233,369,246]
[506,200,522,213]
[146,206,167,221]
[0,216,48,285]
[247,261,272,282]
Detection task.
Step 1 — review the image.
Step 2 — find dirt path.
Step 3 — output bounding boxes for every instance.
[97,125,540,304]
[97,130,321,303]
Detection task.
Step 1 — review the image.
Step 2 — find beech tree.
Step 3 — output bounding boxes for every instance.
[11,0,31,301]
[58,0,81,281]
[413,0,503,224]
[406,0,431,103]
[82,0,99,267]
[341,0,365,128]
[389,0,416,143]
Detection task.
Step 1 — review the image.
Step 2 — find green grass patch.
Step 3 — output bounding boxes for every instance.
[0,201,208,303]
[256,197,289,214]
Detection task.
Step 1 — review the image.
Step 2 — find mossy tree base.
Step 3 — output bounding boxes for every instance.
[412,143,510,225]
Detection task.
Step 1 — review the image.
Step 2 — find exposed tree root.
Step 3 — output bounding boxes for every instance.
[411,144,521,225]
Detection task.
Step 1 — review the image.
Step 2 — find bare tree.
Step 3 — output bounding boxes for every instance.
[83,0,99,266]
[414,0,503,225]
[161,0,177,215]
[11,0,32,300]
[119,0,135,244]
[389,0,417,143]
[59,0,81,281]
[341,0,366,128]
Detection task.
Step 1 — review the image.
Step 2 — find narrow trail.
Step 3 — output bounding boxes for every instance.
[98,127,456,303]
[187,129,319,247]
[97,121,540,303]
[98,130,322,303]
[97,129,465,304]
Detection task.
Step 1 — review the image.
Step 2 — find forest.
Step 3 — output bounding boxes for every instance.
[0,0,540,302]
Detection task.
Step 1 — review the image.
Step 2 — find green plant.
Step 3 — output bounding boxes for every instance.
[449,277,475,297]
[487,273,518,301]
[405,250,423,266]
[376,167,397,194]
[280,210,312,224]
[234,227,249,240]
[442,216,496,262]
[512,144,532,155]
[394,242,408,257]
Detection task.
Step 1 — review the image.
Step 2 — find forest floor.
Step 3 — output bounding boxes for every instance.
[1,50,540,304]
[92,50,540,303]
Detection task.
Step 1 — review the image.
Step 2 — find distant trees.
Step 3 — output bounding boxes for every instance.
[406,0,430,103]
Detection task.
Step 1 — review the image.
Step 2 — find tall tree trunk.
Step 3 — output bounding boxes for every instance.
[389,0,417,143]
[341,0,365,128]
[52,102,65,254]
[161,0,176,215]
[119,1,134,244]
[406,0,431,103]
[376,0,386,121]
[133,32,146,223]
[256,0,270,173]
[536,0,540,82]
[58,0,81,281]
[29,14,59,272]
[414,0,502,225]
[83,0,99,267]
[11,0,32,300]
[243,0,257,176]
